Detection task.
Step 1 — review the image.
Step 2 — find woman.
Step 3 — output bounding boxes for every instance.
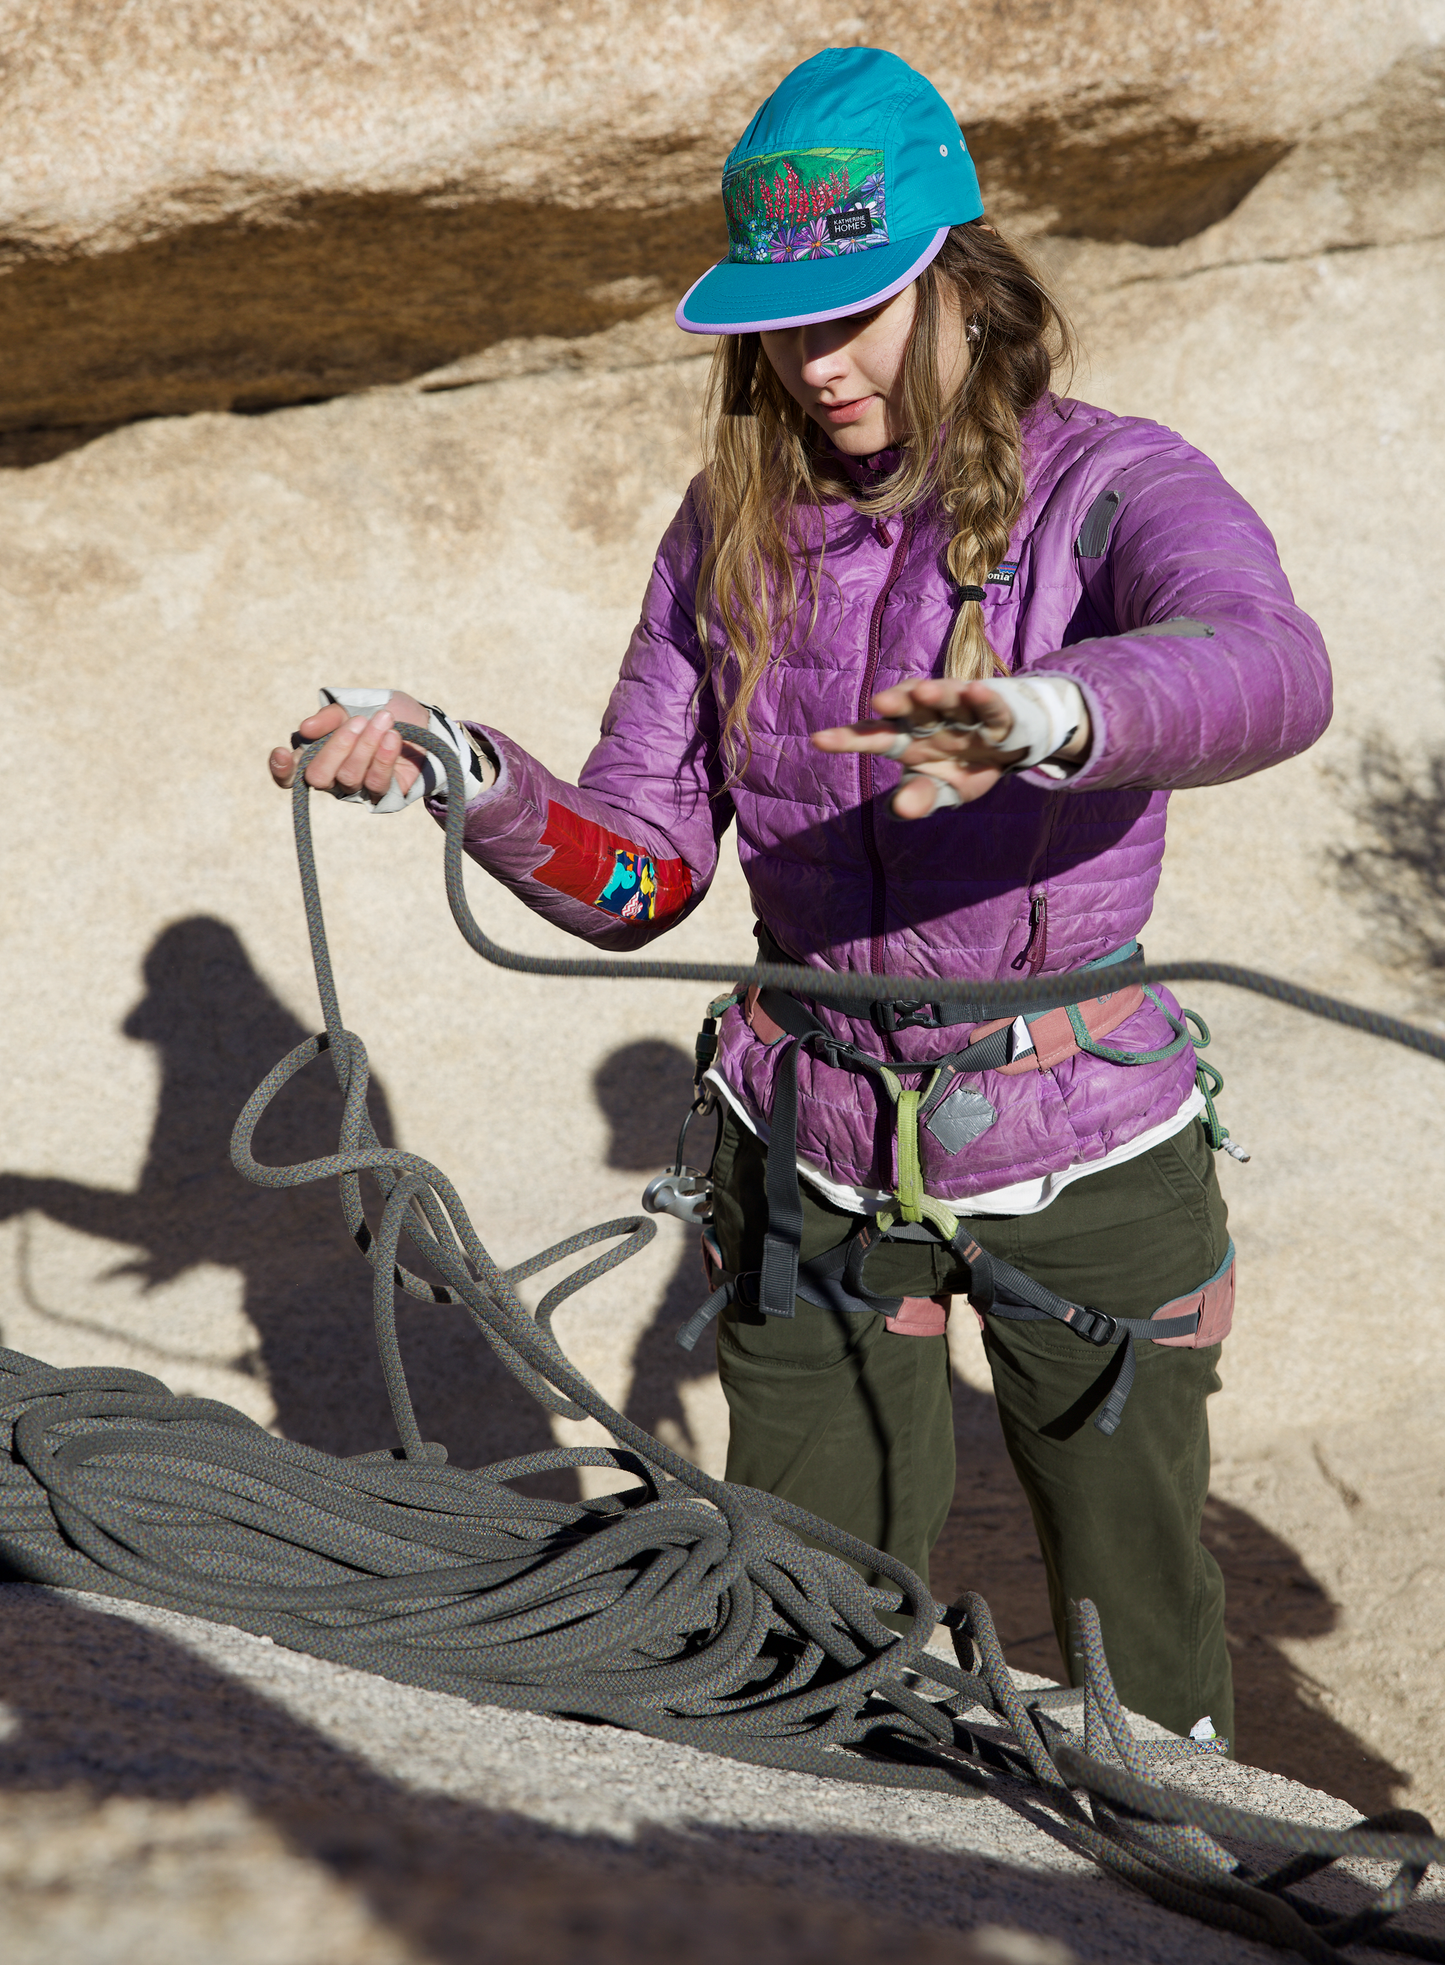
[271,47,1331,1746]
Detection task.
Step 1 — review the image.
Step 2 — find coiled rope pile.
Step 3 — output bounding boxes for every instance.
[1,728,1441,1961]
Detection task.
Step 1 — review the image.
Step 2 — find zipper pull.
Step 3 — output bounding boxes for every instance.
[1011,893,1048,973]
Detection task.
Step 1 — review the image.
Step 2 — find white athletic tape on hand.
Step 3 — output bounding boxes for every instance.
[317,689,487,814]
[897,771,964,813]
[884,676,1085,809]
[979,676,1085,771]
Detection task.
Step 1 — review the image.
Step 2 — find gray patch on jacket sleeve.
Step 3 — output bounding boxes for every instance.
[1124,618,1216,637]
[1075,487,1121,559]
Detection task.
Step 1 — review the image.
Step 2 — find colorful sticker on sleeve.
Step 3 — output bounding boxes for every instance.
[533,803,692,924]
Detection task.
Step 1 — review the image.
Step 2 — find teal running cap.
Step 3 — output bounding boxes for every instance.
[676,46,983,336]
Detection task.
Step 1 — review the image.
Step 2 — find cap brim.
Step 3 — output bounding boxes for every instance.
[675,227,950,335]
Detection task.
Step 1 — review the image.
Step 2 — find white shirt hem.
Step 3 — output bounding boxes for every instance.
[704,1071,1206,1218]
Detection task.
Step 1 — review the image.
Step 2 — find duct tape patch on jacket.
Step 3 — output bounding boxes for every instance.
[535,803,692,924]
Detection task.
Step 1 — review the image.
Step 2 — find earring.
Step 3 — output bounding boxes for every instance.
[966,319,982,343]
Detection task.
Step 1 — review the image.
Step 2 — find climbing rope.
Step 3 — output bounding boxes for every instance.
[409,731,1445,1067]
[0,725,1440,1962]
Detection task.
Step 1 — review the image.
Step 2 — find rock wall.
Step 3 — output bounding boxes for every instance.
[0,0,1440,429]
[2,2,1445,1949]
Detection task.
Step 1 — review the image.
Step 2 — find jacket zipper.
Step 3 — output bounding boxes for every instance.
[1011,891,1049,974]
[857,514,913,974]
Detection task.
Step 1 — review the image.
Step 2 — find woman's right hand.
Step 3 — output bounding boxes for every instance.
[269,690,430,803]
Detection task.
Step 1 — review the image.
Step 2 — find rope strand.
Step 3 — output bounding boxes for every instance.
[399,726,1445,1068]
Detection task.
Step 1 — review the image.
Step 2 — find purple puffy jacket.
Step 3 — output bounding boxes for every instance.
[445,394,1331,1202]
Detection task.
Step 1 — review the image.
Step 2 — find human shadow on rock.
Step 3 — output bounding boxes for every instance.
[1200,1493,1410,1818]
[593,1038,721,1463]
[931,1374,1410,1814]
[0,916,559,1472]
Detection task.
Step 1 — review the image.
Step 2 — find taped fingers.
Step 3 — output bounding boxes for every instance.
[891,769,965,816]
[881,714,992,761]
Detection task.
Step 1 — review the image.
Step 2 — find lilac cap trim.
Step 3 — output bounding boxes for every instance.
[674,227,950,335]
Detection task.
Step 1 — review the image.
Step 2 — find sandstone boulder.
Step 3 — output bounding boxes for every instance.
[3,153,1444,1820]
[1,0,1440,430]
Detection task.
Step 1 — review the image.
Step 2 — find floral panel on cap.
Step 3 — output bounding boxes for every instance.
[723,149,889,263]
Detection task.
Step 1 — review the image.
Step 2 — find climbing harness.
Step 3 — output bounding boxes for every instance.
[669,930,1242,1432]
[1,723,1442,1964]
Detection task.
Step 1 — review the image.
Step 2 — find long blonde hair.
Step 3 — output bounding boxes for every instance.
[694,219,1075,776]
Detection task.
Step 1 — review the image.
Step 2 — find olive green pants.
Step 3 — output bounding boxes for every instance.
[711,1112,1233,1744]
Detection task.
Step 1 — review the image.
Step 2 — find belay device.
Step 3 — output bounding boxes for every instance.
[640,992,732,1231]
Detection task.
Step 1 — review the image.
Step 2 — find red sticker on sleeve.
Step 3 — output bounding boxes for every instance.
[533,803,692,924]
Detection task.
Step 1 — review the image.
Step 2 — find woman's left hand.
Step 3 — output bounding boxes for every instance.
[811,677,1089,817]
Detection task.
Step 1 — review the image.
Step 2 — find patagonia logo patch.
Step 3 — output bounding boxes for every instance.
[534,803,692,926]
[722,148,888,263]
[987,563,1018,587]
